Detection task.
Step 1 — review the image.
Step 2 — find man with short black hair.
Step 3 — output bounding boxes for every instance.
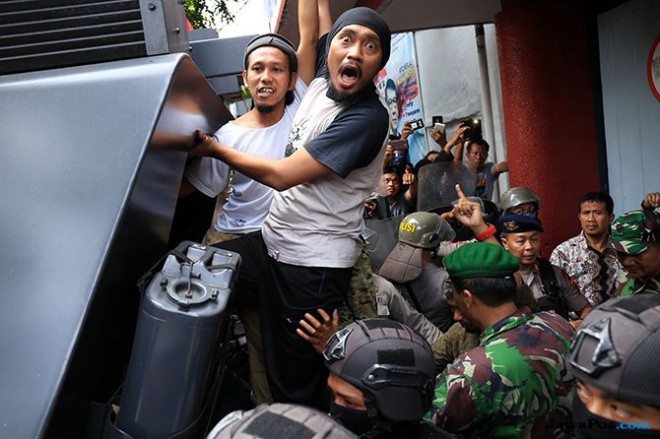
[427,242,575,437]
[462,138,508,200]
[366,166,415,219]
[551,191,625,305]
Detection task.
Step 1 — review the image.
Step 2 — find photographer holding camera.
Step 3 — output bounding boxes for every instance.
[454,119,508,201]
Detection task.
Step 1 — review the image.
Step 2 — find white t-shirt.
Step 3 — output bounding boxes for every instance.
[262,77,389,268]
[185,80,306,233]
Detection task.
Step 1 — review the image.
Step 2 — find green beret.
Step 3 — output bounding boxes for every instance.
[443,242,520,279]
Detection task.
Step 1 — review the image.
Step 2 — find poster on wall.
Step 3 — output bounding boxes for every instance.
[648,34,660,102]
[375,32,427,165]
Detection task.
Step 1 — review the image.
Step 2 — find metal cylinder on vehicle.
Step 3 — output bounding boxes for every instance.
[114,242,240,438]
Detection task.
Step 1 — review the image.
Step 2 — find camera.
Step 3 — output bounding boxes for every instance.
[408,118,424,131]
[460,118,483,141]
[432,115,445,134]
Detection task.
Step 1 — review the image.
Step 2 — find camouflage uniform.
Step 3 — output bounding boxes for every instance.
[611,210,660,297]
[431,322,479,372]
[339,245,379,328]
[426,308,575,438]
[616,272,660,296]
[431,281,538,372]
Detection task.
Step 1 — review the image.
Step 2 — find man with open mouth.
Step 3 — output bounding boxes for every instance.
[190,7,392,408]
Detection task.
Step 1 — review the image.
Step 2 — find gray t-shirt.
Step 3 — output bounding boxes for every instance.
[470,162,498,200]
[262,78,389,268]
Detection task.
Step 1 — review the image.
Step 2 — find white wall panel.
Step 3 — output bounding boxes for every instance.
[599,0,660,215]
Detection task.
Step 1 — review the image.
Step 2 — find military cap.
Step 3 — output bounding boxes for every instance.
[610,210,659,255]
[443,242,519,279]
[498,214,544,234]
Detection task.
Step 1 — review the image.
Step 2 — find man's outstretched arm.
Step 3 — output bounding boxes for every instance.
[191,130,333,191]
[296,0,320,85]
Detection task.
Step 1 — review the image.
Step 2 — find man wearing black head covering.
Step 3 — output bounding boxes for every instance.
[191,7,392,407]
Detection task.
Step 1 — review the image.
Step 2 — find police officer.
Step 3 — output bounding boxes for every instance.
[567,294,660,437]
[499,214,592,321]
[323,319,451,438]
[499,186,541,219]
[378,211,455,331]
[611,210,660,296]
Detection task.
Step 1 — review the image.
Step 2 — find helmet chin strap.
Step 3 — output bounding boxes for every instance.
[363,392,380,419]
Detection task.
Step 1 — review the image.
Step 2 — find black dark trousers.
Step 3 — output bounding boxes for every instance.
[216,231,352,406]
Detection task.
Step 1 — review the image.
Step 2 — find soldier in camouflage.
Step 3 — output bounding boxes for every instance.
[430,277,538,372]
[611,210,660,296]
[426,242,576,438]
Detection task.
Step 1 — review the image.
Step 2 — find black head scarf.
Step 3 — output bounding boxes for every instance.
[326,7,391,70]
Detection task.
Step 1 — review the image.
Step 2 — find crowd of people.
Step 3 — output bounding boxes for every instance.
[178,2,660,437]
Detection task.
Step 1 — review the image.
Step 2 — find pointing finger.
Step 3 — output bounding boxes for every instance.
[455,184,467,201]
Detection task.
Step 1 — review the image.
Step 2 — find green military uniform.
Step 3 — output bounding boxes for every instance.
[431,281,538,372]
[426,243,576,438]
[427,308,575,437]
[611,210,660,297]
[339,245,379,328]
[431,322,478,372]
[616,272,660,296]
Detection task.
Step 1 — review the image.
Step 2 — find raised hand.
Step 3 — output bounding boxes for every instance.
[452,184,485,229]
[642,192,660,210]
[296,308,339,355]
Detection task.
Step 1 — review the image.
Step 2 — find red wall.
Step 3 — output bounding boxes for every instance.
[496,2,602,255]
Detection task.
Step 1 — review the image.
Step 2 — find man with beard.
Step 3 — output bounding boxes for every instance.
[181,0,324,405]
[190,8,391,407]
[426,242,575,437]
[182,1,322,245]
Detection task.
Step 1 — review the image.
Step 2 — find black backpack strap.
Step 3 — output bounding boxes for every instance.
[403,283,425,314]
[538,258,559,298]
[537,258,568,319]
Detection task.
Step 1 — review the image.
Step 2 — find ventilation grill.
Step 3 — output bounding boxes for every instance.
[0,0,147,75]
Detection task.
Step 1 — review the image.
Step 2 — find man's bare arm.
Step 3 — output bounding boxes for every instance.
[296,0,320,85]
[191,130,333,191]
[318,0,332,36]
[492,160,508,174]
